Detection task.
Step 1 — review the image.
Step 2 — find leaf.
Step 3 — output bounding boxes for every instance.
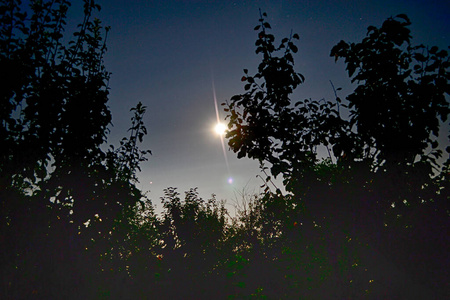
[367,25,377,33]
[299,73,305,83]
[396,14,410,24]
[429,46,438,54]
[347,65,356,77]
[414,53,427,62]
[290,44,298,53]
[436,49,448,58]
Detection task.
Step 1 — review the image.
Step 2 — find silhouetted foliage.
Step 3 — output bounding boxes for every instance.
[0,1,150,298]
[223,11,449,298]
[332,15,448,169]
[2,4,449,299]
[224,12,449,194]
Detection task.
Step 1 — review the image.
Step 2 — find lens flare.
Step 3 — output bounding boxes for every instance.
[211,72,232,184]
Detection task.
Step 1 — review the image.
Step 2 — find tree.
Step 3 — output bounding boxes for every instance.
[1,0,110,191]
[158,187,228,298]
[223,12,449,297]
[330,14,449,175]
[0,1,151,297]
[224,12,449,208]
[223,11,348,194]
[329,14,449,231]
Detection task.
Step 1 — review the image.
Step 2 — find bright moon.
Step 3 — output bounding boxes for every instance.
[214,122,227,135]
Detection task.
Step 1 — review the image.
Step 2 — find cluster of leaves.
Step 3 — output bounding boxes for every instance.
[223,12,349,193]
[331,14,449,172]
[107,102,152,184]
[1,0,111,189]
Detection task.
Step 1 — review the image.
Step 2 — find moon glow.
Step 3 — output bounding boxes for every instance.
[214,122,227,135]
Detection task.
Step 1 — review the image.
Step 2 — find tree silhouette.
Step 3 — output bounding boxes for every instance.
[157,187,228,298]
[224,12,448,195]
[223,12,349,195]
[330,15,449,211]
[223,12,449,298]
[0,1,150,298]
[331,15,448,171]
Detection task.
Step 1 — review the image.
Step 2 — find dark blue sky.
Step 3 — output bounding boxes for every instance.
[66,0,449,213]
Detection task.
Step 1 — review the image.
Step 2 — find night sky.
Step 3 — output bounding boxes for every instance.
[66,0,449,213]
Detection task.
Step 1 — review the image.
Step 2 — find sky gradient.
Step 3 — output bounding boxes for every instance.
[65,0,449,213]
